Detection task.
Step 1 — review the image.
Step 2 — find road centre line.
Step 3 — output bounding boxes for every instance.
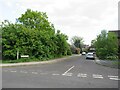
[62,66,74,75]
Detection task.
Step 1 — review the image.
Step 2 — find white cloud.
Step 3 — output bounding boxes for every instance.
[0,0,119,45]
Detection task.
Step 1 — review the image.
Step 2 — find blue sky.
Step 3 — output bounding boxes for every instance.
[0,0,119,45]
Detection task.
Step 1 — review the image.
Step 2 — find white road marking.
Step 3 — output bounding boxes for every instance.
[93,74,103,79]
[52,74,60,76]
[20,71,28,73]
[108,75,119,80]
[77,73,87,78]
[63,73,73,76]
[108,75,118,78]
[10,70,17,72]
[32,72,38,74]
[109,78,120,80]
[62,66,74,75]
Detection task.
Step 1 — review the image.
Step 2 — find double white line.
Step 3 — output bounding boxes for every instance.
[108,75,120,80]
[78,73,87,78]
[93,74,103,79]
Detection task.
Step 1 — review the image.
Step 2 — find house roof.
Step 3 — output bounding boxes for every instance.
[109,30,120,38]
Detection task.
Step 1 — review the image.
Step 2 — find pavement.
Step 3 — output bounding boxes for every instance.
[0,54,81,67]
[95,59,119,69]
[2,55,119,88]
[1,54,119,69]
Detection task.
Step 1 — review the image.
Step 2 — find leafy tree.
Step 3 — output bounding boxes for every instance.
[70,45,76,54]
[94,30,118,60]
[91,39,96,47]
[2,22,18,60]
[1,9,72,61]
[71,36,84,53]
[55,30,71,56]
[18,9,55,35]
[107,32,118,57]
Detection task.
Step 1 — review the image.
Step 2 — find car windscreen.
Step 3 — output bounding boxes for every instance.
[87,54,93,56]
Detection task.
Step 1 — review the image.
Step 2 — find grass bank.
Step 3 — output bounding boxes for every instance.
[2,55,72,64]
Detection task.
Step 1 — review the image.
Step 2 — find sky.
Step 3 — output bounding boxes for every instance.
[0,0,119,45]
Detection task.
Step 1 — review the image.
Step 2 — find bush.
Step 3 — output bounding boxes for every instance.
[1,9,72,62]
[67,48,72,55]
[95,30,118,60]
[106,55,118,60]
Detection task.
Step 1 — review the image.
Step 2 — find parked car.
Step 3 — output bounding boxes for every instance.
[86,52,95,60]
[82,52,86,55]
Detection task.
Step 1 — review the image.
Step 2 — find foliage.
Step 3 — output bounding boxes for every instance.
[94,30,118,60]
[1,9,72,61]
[70,45,76,54]
[91,39,96,47]
[71,36,84,53]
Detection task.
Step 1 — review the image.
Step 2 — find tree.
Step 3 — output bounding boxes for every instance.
[2,9,72,60]
[70,45,76,54]
[55,30,71,56]
[91,39,96,47]
[18,9,55,35]
[71,36,84,53]
[94,30,118,60]
[2,22,19,60]
[107,32,118,57]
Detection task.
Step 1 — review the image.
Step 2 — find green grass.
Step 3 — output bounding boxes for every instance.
[111,61,120,69]
[2,55,72,63]
[112,61,120,66]
[2,58,40,63]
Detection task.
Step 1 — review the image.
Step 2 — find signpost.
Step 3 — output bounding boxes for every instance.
[21,55,29,58]
[17,50,19,60]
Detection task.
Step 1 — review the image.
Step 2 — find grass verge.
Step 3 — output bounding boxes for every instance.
[2,55,72,64]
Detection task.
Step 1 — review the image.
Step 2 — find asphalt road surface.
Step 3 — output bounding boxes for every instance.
[2,55,119,88]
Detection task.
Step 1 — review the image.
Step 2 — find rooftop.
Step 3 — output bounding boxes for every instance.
[109,30,120,38]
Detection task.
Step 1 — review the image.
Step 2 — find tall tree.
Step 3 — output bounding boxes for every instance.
[18,9,55,35]
[71,36,84,53]
[91,39,96,47]
[2,9,72,60]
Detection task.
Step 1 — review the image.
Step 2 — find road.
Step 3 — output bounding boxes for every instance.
[2,55,119,88]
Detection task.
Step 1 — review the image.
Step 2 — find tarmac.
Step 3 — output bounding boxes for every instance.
[0,54,119,69]
[0,55,81,67]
